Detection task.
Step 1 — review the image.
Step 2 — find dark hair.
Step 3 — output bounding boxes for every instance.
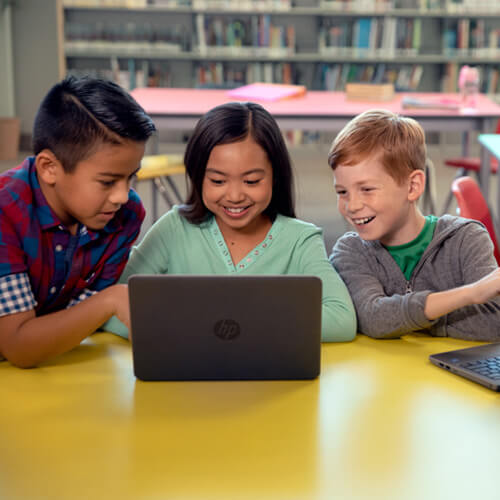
[179,101,296,223]
[32,76,156,172]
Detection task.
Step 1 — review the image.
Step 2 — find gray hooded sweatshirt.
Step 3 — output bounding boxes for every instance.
[331,215,500,341]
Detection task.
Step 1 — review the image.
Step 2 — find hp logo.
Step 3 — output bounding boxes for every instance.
[214,319,241,340]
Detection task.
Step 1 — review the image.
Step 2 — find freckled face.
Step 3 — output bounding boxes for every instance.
[333,157,418,246]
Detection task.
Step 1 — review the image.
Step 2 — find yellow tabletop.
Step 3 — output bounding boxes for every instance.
[137,154,185,181]
[1,333,499,500]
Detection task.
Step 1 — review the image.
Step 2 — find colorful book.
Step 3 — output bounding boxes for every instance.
[227,82,306,102]
[401,96,460,110]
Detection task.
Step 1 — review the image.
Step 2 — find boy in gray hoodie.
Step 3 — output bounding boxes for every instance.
[329,109,500,341]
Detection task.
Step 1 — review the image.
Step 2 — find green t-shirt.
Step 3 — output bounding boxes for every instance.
[385,215,439,280]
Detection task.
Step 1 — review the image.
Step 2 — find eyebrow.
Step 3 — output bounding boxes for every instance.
[335,178,379,187]
[97,166,141,179]
[205,168,267,176]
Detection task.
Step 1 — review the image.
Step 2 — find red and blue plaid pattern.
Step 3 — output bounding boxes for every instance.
[0,157,145,317]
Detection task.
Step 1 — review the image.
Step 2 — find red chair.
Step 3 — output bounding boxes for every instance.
[441,120,500,214]
[451,176,500,265]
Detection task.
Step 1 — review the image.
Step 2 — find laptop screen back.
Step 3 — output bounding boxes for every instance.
[129,275,322,381]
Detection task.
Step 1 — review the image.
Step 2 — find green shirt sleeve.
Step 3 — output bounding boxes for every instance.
[296,230,357,342]
[102,210,176,338]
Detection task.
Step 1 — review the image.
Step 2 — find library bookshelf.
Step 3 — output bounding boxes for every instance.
[62,0,500,97]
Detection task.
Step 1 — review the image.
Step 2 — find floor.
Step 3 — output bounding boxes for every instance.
[0,135,491,253]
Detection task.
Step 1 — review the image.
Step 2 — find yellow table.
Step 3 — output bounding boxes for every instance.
[1,333,499,500]
[135,154,185,221]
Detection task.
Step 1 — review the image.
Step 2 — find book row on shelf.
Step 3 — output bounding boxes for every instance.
[319,63,424,91]
[65,14,295,55]
[65,22,190,52]
[66,56,500,96]
[443,19,500,54]
[191,0,291,9]
[195,61,424,91]
[321,0,498,11]
[320,18,500,57]
[62,0,291,9]
[65,15,500,59]
[67,60,296,90]
[67,58,173,89]
[196,61,294,87]
[62,0,499,13]
[196,14,295,54]
[319,17,420,57]
[196,62,500,94]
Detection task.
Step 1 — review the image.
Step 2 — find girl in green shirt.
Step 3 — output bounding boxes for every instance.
[105,102,356,342]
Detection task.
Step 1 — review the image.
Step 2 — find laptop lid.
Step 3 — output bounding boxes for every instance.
[429,343,500,392]
[129,275,322,381]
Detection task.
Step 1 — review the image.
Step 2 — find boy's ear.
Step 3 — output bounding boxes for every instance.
[35,149,63,185]
[407,169,426,202]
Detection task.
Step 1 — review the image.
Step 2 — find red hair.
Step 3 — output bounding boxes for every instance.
[328,109,426,185]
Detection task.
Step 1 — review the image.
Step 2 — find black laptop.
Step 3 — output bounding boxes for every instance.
[128,275,322,381]
[429,343,500,391]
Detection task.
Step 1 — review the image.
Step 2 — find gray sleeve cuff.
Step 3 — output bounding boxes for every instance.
[403,290,439,330]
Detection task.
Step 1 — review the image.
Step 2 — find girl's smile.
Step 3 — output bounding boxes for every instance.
[202,135,273,240]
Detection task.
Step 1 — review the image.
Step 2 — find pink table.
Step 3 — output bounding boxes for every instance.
[131,88,500,201]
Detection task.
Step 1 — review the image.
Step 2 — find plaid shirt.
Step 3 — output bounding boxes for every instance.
[0,157,145,317]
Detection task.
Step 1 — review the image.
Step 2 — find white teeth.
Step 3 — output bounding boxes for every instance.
[353,216,374,225]
[226,207,246,214]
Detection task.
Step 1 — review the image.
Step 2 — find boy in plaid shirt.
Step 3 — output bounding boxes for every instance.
[0,76,155,367]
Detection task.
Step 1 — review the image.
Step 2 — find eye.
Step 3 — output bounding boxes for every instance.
[335,189,347,196]
[99,180,115,187]
[244,179,261,185]
[208,178,225,185]
[362,187,375,192]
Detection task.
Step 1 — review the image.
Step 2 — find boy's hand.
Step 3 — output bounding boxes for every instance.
[425,268,500,320]
[103,284,131,330]
[468,268,500,304]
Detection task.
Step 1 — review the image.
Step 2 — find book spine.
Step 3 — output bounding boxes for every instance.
[195,13,207,54]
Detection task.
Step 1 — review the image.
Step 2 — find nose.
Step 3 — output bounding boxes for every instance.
[226,181,245,203]
[108,180,130,206]
[344,193,363,214]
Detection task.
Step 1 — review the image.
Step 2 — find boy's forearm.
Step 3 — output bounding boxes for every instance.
[354,290,435,338]
[3,287,120,368]
[424,286,474,320]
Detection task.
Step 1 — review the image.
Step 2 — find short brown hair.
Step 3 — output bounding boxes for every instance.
[328,109,426,184]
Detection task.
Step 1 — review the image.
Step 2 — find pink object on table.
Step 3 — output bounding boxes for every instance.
[458,65,480,108]
[226,83,306,102]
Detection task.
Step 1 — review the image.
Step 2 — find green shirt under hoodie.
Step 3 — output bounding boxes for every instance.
[385,215,439,280]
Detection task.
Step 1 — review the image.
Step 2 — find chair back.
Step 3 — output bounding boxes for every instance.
[451,176,500,265]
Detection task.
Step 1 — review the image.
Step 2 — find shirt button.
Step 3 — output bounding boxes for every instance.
[50,286,57,294]
[55,244,63,252]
